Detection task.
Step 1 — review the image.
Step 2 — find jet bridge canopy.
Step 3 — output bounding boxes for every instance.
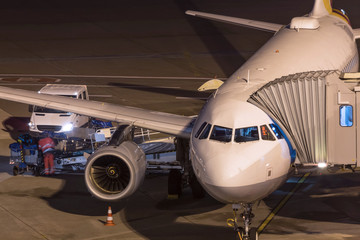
[248,71,358,166]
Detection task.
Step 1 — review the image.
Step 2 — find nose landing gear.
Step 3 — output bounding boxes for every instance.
[228,203,258,240]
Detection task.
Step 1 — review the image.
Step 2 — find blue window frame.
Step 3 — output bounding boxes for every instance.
[269,123,284,139]
[339,105,353,127]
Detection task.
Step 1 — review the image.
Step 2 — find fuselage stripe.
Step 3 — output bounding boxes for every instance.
[323,0,332,14]
[331,9,351,26]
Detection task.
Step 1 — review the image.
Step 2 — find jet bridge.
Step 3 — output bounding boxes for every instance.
[248,70,359,167]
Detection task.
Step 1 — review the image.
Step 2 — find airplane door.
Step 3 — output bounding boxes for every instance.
[326,83,356,166]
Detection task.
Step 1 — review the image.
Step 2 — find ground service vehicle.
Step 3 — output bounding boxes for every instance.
[28,84,89,134]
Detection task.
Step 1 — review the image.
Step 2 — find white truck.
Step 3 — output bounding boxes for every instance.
[28,84,90,134]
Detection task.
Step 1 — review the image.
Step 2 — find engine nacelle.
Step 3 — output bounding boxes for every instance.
[84,141,146,201]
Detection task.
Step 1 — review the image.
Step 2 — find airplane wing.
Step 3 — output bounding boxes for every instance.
[0,86,195,138]
[185,10,283,32]
[354,28,360,40]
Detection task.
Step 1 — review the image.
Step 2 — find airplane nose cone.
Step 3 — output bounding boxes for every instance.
[199,154,255,203]
[200,159,286,203]
[202,181,258,204]
[192,141,289,204]
[190,96,291,203]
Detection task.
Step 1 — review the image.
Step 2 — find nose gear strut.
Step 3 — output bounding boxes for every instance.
[227,203,258,240]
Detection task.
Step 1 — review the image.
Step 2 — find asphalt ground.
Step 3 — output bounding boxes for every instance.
[0,0,360,239]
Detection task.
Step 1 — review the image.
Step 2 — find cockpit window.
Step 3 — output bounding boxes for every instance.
[195,122,207,138]
[269,123,284,139]
[210,125,232,142]
[260,125,275,141]
[234,126,259,143]
[199,124,212,139]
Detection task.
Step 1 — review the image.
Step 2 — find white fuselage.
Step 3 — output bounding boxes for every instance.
[190,14,359,203]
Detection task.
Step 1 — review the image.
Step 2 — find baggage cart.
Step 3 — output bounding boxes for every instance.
[9,142,41,176]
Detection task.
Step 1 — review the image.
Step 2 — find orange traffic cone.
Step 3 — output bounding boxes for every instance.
[104,206,115,226]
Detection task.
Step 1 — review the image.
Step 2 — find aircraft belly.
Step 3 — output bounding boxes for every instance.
[202,174,288,204]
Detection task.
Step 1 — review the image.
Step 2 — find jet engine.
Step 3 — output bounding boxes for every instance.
[84,125,146,201]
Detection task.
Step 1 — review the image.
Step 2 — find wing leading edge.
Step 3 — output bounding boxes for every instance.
[0,86,194,138]
[185,10,283,32]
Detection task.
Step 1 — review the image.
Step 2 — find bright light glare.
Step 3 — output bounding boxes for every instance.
[61,123,73,132]
[317,162,327,168]
[28,122,35,129]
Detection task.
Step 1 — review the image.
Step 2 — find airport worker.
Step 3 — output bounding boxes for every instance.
[38,131,56,175]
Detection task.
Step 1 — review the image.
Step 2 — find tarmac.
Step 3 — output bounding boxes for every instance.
[0,0,360,239]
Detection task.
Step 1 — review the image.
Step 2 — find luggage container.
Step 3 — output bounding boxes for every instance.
[9,142,40,176]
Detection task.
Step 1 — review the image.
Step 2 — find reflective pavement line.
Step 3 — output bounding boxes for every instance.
[0,73,225,80]
[257,173,311,234]
[0,172,12,183]
[0,203,49,239]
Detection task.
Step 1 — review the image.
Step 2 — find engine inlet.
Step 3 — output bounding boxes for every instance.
[90,155,131,193]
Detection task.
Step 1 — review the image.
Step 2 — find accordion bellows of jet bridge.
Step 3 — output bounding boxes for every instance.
[249,70,359,166]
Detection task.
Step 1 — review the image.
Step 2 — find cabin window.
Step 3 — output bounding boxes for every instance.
[195,122,207,138]
[260,125,275,141]
[199,124,212,139]
[269,123,284,139]
[234,126,259,143]
[339,105,353,127]
[210,125,232,142]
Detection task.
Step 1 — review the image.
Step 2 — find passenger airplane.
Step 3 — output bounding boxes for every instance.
[0,0,359,239]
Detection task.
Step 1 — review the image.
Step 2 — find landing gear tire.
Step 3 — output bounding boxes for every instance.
[189,175,205,199]
[168,169,182,197]
[12,166,18,176]
[249,228,259,240]
[237,228,258,240]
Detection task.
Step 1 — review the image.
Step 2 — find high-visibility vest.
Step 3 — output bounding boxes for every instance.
[38,137,55,153]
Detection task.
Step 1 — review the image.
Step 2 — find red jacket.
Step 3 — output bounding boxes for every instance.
[38,137,55,153]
